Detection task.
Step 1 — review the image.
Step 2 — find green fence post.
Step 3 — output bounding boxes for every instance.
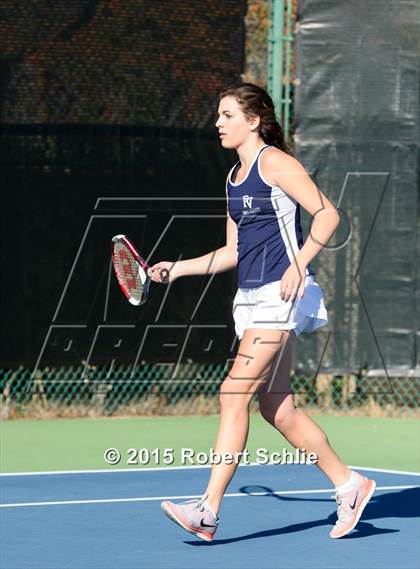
[267,0,293,141]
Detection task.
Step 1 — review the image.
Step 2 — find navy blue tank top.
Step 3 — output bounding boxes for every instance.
[227,144,315,289]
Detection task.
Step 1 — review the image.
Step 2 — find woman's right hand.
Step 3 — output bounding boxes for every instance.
[149,261,179,284]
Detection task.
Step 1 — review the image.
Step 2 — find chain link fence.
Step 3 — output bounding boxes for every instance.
[1,364,418,419]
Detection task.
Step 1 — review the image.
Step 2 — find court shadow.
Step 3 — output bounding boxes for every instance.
[186,519,397,546]
[237,485,420,520]
[185,485,418,545]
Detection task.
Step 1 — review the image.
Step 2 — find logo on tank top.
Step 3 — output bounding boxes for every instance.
[242,194,261,215]
[243,195,253,209]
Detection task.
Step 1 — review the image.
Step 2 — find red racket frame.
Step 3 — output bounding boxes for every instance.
[111,234,151,306]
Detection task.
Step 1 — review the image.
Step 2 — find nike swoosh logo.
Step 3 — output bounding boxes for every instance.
[349,492,359,510]
[200,518,218,528]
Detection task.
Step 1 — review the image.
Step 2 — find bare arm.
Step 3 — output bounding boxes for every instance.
[260,148,340,300]
[174,214,237,278]
[261,149,340,271]
[150,210,238,283]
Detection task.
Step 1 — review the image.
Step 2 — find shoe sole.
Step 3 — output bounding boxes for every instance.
[161,501,214,542]
[329,479,376,539]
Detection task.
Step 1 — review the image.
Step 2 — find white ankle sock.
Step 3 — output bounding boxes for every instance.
[203,499,218,520]
[335,470,358,493]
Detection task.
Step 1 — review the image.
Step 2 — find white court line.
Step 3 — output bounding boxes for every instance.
[0,485,417,509]
[0,463,419,477]
[348,465,420,477]
[0,463,215,477]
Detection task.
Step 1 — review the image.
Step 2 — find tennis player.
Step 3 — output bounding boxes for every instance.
[150,82,376,541]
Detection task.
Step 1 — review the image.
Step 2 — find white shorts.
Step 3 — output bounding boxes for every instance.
[232,275,328,340]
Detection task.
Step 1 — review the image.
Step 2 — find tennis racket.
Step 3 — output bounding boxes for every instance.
[111,234,153,306]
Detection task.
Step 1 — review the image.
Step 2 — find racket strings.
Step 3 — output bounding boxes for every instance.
[113,242,145,302]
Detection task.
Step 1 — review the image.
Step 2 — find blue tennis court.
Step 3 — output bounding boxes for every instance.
[1,464,419,569]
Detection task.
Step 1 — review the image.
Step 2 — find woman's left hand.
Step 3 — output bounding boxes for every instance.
[280,263,307,301]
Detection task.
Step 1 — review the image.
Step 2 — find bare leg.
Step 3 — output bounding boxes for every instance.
[258,332,351,487]
[203,328,291,515]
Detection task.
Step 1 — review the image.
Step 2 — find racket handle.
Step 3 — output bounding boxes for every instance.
[147,268,153,278]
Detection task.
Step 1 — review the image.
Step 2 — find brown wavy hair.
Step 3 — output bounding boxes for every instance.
[218,82,293,155]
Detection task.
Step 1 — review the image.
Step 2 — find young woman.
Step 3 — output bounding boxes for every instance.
[150,82,375,541]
